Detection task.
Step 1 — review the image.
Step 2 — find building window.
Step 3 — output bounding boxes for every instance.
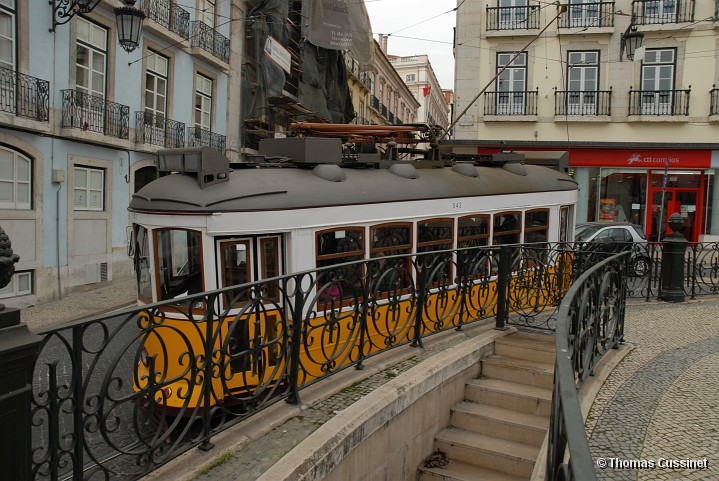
[0,269,31,298]
[198,0,216,28]
[406,74,415,82]
[0,0,15,71]
[74,166,104,211]
[496,52,527,115]
[567,51,599,115]
[145,50,168,118]
[75,17,107,98]
[0,146,30,209]
[568,0,600,27]
[498,0,529,29]
[195,73,212,130]
[641,48,675,115]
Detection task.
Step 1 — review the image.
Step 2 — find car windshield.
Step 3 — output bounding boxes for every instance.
[574,224,603,242]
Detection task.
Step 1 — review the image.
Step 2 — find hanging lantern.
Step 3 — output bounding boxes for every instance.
[114,0,145,53]
[621,25,644,61]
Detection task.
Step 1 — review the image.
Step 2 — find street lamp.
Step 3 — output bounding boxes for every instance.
[620,18,644,61]
[50,0,145,53]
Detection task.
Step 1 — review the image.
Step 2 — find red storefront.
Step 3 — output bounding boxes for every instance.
[569,149,712,242]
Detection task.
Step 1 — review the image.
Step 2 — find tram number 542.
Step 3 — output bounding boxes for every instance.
[452,202,463,209]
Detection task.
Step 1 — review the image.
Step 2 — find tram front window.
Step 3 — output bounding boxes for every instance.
[133,224,152,303]
[156,229,203,301]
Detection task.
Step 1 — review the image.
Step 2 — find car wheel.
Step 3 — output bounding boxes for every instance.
[631,256,650,277]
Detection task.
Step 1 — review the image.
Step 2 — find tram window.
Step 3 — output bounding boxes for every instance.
[155,229,203,302]
[316,228,364,299]
[560,206,570,243]
[417,218,454,283]
[221,240,252,307]
[493,212,521,245]
[260,237,280,302]
[524,209,549,244]
[458,215,490,248]
[133,224,152,303]
[370,223,412,292]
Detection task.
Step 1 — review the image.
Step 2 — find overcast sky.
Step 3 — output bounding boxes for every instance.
[364,0,457,90]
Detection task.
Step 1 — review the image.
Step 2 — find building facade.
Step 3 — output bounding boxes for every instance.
[0,0,241,307]
[366,38,419,126]
[452,0,719,242]
[386,41,450,131]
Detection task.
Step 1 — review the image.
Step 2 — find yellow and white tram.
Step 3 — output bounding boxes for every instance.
[128,127,577,412]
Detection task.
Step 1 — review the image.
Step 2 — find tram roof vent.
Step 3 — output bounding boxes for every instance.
[156,147,230,189]
[259,137,343,164]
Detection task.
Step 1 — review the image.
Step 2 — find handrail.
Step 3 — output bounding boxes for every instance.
[547,251,629,480]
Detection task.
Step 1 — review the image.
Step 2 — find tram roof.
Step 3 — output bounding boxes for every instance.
[128,163,577,214]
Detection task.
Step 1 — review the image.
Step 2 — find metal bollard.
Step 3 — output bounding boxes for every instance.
[659,213,689,303]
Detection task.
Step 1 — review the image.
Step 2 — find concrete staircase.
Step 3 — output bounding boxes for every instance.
[419,331,556,481]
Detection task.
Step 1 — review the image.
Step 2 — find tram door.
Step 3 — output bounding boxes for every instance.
[217,235,283,389]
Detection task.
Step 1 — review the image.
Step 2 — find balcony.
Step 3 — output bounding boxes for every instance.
[191,21,230,63]
[631,0,694,25]
[484,90,538,116]
[0,67,50,121]
[711,86,719,116]
[380,103,388,118]
[351,116,369,125]
[370,95,380,111]
[142,0,190,40]
[135,111,185,148]
[558,2,615,28]
[187,127,226,154]
[555,89,612,116]
[61,89,129,139]
[628,88,690,116]
[486,5,540,31]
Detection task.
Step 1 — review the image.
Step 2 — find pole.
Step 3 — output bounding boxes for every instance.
[444,4,567,138]
[657,159,669,240]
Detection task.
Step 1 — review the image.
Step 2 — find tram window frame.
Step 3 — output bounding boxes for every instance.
[220,239,253,308]
[493,211,521,246]
[315,227,365,302]
[416,218,455,286]
[154,228,204,306]
[523,209,550,268]
[259,236,281,303]
[370,222,413,295]
[133,224,152,304]
[458,214,491,278]
[524,209,549,244]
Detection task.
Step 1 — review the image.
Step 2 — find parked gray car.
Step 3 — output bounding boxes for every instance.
[575,222,651,276]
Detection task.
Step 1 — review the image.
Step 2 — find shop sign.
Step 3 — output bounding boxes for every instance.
[569,149,711,169]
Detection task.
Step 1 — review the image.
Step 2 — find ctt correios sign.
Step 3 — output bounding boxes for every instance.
[568,149,712,169]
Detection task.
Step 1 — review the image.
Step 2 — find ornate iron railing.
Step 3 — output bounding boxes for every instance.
[484,89,539,116]
[711,86,719,116]
[30,243,583,480]
[135,111,185,148]
[370,95,380,111]
[486,4,541,30]
[190,21,230,63]
[187,127,226,154]
[558,1,615,28]
[0,67,50,121]
[555,89,612,116]
[628,88,690,116]
[547,251,628,481]
[380,103,388,118]
[61,90,129,139]
[142,0,190,39]
[631,0,694,25]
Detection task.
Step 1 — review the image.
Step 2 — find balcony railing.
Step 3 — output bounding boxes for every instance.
[61,89,129,139]
[631,0,694,25]
[558,1,615,28]
[345,55,360,78]
[0,66,50,121]
[628,88,690,116]
[370,95,380,111]
[486,4,540,30]
[484,89,539,116]
[135,111,185,148]
[187,126,226,154]
[191,21,230,63]
[380,103,388,118]
[555,89,612,116]
[351,116,369,125]
[142,0,190,39]
[711,86,719,116]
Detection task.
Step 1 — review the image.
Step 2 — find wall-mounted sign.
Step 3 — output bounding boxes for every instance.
[569,149,711,169]
[264,36,292,74]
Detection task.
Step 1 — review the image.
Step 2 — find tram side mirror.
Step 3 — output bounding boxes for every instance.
[127,226,136,258]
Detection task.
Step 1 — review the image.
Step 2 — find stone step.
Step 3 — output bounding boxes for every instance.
[451,401,550,447]
[494,333,556,365]
[434,428,539,479]
[465,378,553,417]
[481,355,554,390]
[419,460,525,481]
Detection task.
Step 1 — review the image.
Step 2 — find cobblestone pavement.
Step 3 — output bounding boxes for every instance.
[587,298,719,481]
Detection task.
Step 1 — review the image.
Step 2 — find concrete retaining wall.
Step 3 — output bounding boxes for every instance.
[257,328,514,481]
